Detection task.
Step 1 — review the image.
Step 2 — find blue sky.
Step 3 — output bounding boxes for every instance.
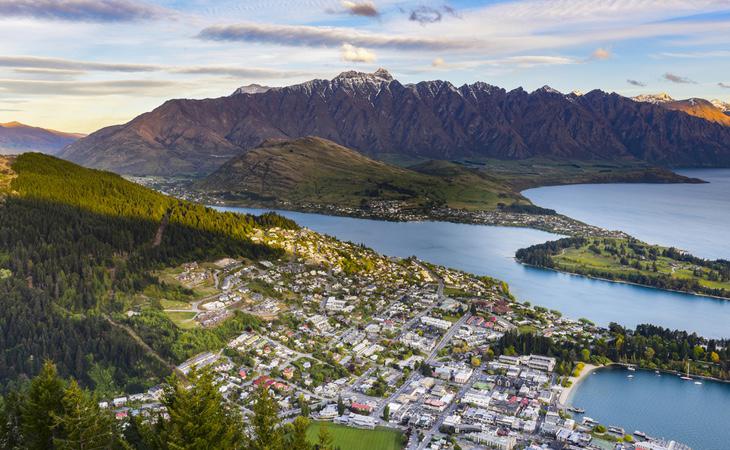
[1,0,730,132]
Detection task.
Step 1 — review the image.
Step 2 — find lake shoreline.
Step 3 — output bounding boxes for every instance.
[515,261,730,302]
[559,363,598,405]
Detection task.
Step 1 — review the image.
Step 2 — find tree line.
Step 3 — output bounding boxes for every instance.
[0,361,342,450]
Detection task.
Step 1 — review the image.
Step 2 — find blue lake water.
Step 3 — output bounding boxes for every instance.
[567,366,730,450]
[524,169,730,260]
[219,206,730,339]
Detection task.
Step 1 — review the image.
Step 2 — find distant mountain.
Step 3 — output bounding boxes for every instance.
[0,121,83,155]
[61,70,730,175]
[198,136,528,211]
[632,94,730,126]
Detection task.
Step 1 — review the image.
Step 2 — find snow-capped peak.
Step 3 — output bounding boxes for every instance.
[534,85,562,95]
[570,90,584,96]
[334,68,394,83]
[711,98,730,113]
[232,84,272,95]
[633,92,675,104]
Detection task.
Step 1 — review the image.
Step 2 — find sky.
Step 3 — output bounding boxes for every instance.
[1,0,730,133]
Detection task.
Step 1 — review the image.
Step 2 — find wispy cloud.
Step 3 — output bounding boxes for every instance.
[340,1,379,18]
[627,79,646,87]
[719,82,730,89]
[485,55,578,68]
[197,23,473,51]
[0,78,178,96]
[340,44,377,63]
[0,0,171,22]
[0,55,308,78]
[663,72,696,84]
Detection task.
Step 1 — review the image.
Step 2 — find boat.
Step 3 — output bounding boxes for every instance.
[627,374,634,378]
[634,430,648,439]
[582,417,597,425]
[608,426,625,435]
[627,365,636,371]
[694,381,703,385]
[568,406,585,414]
[654,370,660,375]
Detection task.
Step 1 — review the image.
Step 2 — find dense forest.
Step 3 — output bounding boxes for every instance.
[515,237,730,298]
[493,322,730,380]
[0,361,335,450]
[0,154,297,390]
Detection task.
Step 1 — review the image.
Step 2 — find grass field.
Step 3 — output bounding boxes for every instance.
[306,422,404,450]
[160,299,191,309]
[552,238,730,297]
[165,311,198,329]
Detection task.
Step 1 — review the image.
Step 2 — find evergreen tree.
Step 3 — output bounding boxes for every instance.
[336,396,345,416]
[316,422,334,450]
[21,361,66,450]
[287,416,311,450]
[52,380,117,450]
[161,368,243,450]
[248,385,283,450]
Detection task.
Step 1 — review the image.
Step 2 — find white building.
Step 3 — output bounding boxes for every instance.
[466,431,516,450]
[421,316,452,330]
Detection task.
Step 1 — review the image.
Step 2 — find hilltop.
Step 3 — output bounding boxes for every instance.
[61,69,730,176]
[198,136,529,211]
[0,153,294,388]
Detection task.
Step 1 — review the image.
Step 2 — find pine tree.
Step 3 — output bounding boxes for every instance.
[52,380,117,450]
[287,416,311,450]
[248,385,283,450]
[316,422,334,450]
[21,360,66,450]
[162,368,243,450]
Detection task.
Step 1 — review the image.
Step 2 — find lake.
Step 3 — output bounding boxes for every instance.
[218,206,730,338]
[523,169,730,260]
[567,366,730,449]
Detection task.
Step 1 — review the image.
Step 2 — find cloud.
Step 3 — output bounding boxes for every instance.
[0,78,178,96]
[0,55,308,79]
[340,44,377,63]
[0,0,171,22]
[627,79,646,87]
[198,23,472,51]
[663,72,696,84]
[409,6,442,24]
[485,55,577,68]
[592,48,611,60]
[432,57,445,67]
[341,1,379,18]
[719,82,730,89]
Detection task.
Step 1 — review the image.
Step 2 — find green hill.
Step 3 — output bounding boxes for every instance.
[198,136,529,211]
[0,153,295,389]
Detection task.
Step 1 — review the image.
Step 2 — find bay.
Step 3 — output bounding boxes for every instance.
[218,207,730,338]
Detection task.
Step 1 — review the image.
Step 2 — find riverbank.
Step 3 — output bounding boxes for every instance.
[559,363,598,405]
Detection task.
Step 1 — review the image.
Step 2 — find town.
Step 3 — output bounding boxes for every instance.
[108,224,688,450]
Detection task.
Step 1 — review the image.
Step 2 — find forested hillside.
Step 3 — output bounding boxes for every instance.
[0,154,295,390]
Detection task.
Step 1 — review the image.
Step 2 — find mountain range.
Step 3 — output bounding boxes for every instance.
[0,121,84,155]
[60,69,730,175]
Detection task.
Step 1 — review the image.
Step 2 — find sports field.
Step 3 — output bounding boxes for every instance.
[306,422,404,450]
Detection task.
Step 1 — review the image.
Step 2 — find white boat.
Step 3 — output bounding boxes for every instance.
[680,361,693,381]
[694,381,703,385]
[627,374,634,378]
[627,366,636,371]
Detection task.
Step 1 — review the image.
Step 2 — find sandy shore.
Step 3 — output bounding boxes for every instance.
[559,363,598,405]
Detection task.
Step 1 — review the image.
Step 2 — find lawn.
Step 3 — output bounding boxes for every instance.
[306,422,404,450]
[161,299,191,310]
[165,311,198,329]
